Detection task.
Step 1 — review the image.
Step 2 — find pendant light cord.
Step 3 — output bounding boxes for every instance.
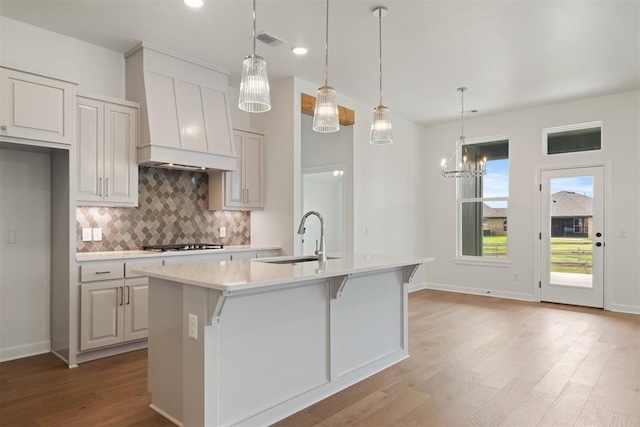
[252,0,257,56]
[460,88,465,141]
[324,0,329,86]
[378,8,383,106]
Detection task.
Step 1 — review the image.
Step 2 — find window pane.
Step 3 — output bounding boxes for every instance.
[461,201,508,258]
[547,127,601,155]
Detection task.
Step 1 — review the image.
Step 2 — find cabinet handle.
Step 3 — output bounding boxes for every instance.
[126,286,131,305]
[119,286,124,306]
[98,177,103,197]
[106,177,110,197]
[95,271,111,275]
[0,125,7,131]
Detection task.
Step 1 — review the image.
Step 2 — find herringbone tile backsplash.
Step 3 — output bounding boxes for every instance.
[76,167,250,252]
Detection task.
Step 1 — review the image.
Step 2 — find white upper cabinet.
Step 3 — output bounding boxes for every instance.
[0,66,76,145]
[209,129,264,211]
[76,94,139,207]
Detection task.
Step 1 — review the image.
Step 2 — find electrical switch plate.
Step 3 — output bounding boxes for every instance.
[188,314,198,340]
[219,226,226,238]
[619,228,628,238]
[5,229,17,244]
[92,228,103,241]
[82,228,92,242]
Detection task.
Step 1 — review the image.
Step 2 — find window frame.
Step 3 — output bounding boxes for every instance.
[455,135,511,266]
[542,121,603,157]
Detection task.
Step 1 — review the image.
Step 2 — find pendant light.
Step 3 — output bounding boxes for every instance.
[312,0,340,133]
[370,6,392,145]
[440,87,486,178]
[238,0,271,113]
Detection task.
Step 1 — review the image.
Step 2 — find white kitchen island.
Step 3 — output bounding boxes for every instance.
[135,253,432,427]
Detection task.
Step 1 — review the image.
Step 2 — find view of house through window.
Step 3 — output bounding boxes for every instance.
[459,139,509,258]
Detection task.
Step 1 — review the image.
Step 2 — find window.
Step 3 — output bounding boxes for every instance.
[545,122,602,155]
[459,139,509,259]
[573,218,582,233]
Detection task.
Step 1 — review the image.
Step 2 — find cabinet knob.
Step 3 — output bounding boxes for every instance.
[0,125,7,131]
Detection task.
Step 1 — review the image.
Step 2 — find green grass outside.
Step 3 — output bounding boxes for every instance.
[482,236,593,274]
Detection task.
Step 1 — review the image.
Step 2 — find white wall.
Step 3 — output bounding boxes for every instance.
[422,90,640,313]
[302,177,343,255]
[0,16,124,97]
[250,77,298,255]
[0,149,51,361]
[252,77,428,284]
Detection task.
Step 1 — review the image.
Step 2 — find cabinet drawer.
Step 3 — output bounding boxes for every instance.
[125,259,163,278]
[80,263,124,282]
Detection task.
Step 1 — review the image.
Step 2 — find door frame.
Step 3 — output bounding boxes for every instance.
[533,160,613,310]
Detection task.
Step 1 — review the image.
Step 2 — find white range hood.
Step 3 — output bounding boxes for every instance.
[125,42,238,172]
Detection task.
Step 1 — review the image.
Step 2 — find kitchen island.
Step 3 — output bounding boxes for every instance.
[135,253,432,427]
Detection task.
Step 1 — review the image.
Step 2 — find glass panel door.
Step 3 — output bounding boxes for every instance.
[540,167,604,308]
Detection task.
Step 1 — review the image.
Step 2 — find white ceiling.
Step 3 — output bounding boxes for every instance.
[1,0,638,125]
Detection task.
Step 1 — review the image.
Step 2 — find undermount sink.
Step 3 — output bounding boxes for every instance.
[256,256,340,265]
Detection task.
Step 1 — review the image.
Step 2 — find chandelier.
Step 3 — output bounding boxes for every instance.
[440,87,486,178]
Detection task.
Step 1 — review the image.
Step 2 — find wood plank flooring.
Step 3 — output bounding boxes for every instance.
[1,289,639,426]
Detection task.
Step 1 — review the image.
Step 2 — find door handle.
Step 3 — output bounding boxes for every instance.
[119,286,124,305]
[126,285,131,305]
[596,242,603,247]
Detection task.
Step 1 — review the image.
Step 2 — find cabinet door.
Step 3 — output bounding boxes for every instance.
[80,280,125,351]
[124,277,149,342]
[0,68,75,144]
[244,133,264,208]
[76,98,104,202]
[104,103,138,205]
[225,132,245,207]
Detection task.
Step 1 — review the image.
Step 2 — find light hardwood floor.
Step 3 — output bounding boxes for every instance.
[1,290,639,426]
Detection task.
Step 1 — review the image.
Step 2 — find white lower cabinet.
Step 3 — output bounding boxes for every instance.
[80,279,126,351]
[124,277,149,342]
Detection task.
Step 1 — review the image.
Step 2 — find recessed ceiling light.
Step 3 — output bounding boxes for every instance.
[184,0,203,8]
[291,46,308,55]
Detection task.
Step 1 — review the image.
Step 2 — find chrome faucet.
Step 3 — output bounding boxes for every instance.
[297,211,327,262]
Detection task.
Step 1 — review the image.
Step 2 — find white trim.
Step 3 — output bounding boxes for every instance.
[542,121,603,157]
[421,282,535,302]
[0,341,50,362]
[408,282,428,293]
[454,257,512,267]
[609,304,640,315]
[149,404,183,427]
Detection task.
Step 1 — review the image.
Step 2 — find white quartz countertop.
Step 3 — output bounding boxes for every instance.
[133,253,434,293]
[76,245,280,262]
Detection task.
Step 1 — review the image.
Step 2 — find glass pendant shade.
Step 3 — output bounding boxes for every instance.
[313,85,340,133]
[238,55,271,113]
[370,105,393,145]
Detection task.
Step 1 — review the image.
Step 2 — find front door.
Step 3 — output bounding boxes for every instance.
[540,166,604,308]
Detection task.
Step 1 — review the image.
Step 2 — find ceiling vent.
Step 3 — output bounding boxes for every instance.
[256,31,285,47]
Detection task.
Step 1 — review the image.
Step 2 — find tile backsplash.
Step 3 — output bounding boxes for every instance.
[76,166,250,252]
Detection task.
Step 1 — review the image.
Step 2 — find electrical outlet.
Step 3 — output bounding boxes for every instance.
[5,229,17,244]
[82,228,92,242]
[513,273,519,282]
[188,314,198,340]
[219,226,226,238]
[92,228,102,241]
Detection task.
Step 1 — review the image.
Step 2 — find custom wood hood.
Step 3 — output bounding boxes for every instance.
[125,42,238,172]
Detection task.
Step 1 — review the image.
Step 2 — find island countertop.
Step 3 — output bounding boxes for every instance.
[133,253,433,293]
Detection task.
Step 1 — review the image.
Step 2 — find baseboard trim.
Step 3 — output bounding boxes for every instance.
[0,341,50,362]
[408,282,428,293]
[610,303,640,315]
[418,282,536,302]
[149,404,183,427]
